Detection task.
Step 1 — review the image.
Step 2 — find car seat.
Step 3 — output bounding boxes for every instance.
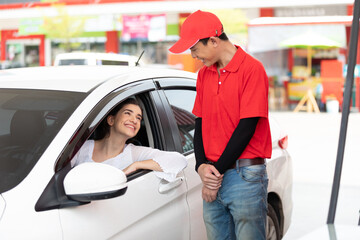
[2,110,46,172]
[10,110,46,148]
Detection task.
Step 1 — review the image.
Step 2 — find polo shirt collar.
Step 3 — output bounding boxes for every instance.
[208,45,246,73]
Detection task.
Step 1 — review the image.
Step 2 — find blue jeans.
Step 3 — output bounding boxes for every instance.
[203,163,268,240]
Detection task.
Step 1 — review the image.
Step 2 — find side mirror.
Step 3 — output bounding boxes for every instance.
[64,162,127,202]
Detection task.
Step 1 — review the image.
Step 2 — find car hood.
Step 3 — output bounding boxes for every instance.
[0,194,5,221]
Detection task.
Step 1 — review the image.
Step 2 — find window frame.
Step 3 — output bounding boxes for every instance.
[54,80,157,173]
[154,78,197,155]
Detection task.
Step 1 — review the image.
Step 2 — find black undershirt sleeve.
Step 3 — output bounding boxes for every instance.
[213,117,259,174]
[194,118,207,172]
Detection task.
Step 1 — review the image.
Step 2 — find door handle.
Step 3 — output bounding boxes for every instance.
[158,177,184,194]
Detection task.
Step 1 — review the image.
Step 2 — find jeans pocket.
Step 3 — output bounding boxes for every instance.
[240,164,266,183]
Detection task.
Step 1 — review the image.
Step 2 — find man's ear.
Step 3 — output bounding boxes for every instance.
[209,37,219,47]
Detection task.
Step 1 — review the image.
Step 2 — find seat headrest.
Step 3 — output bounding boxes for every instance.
[10,110,46,147]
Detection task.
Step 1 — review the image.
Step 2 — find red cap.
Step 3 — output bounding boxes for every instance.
[169,10,223,54]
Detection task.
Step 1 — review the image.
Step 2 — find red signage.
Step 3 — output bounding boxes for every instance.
[122,14,166,41]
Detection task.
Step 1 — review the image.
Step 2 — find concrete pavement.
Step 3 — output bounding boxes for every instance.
[270,112,360,239]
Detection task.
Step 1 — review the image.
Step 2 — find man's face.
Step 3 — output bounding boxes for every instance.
[190,39,217,67]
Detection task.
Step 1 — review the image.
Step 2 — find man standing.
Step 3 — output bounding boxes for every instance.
[169,10,272,240]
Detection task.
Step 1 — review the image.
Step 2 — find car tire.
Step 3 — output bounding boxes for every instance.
[266,203,281,240]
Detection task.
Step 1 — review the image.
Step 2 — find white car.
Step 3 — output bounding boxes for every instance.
[53,52,143,66]
[0,66,292,240]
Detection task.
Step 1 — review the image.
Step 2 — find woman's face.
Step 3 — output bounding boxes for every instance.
[108,104,142,139]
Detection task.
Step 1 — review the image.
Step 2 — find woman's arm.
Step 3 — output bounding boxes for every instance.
[129,144,188,181]
[123,159,161,175]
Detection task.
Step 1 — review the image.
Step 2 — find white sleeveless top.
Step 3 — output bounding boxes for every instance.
[71,140,187,182]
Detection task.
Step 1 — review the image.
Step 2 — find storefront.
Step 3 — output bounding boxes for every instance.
[0,0,356,80]
[0,2,182,67]
[247,15,360,111]
[0,29,45,68]
[0,2,255,72]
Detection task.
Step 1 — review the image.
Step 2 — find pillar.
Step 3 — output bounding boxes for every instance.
[105,31,119,53]
[260,8,274,17]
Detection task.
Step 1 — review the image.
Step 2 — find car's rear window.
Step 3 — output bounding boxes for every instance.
[59,59,87,65]
[100,60,129,66]
[0,89,86,193]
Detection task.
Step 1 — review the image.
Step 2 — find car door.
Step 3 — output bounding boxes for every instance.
[36,80,190,239]
[155,78,207,240]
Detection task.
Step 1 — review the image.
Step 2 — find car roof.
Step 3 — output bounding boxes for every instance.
[0,66,196,92]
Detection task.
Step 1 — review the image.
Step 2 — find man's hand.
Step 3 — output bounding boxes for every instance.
[197,164,223,190]
[202,186,218,202]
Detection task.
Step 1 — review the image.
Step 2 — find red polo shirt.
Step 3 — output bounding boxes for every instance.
[192,46,272,162]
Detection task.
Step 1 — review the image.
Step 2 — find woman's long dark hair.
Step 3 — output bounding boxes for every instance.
[93,98,142,140]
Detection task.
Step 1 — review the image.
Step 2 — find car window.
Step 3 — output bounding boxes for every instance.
[100,60,129,66]
[59,59,87,65]
[89,96,151,147]
[163,89,196,153]
[0,89,86,194]
[66,93,160,181]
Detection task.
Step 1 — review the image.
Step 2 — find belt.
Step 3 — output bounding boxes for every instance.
[230,158,265,169]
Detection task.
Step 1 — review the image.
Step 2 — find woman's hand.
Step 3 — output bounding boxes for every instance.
[123,162,138,175]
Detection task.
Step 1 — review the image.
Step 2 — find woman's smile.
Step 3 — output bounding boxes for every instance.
[124,122,136,131]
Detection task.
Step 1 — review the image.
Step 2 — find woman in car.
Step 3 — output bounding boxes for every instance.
[71,98,187,182]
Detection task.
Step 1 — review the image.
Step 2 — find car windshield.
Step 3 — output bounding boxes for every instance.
[0,89,86,193]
